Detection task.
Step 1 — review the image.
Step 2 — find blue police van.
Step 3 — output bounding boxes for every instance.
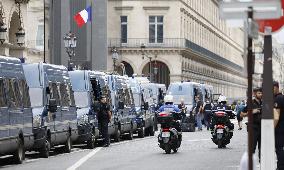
[0,56,33,163]
[69,70,101,148]
[22,63,78,157]
[107,74,137,140]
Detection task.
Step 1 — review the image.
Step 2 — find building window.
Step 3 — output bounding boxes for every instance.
[149,16,163,43]
[121,16,127,43]
[36,24,44,49]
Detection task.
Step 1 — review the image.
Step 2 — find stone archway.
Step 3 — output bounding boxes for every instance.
[142,60,170,87]
[122,61,134,77]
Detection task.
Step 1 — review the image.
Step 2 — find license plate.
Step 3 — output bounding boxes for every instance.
[162,132,170,137]
[217,129,224,133]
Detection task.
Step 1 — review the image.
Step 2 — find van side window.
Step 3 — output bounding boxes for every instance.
[50,83,60,106]
[0,79,7,107]
[19,80,31,108]
[6,79,22,108]
[59,83,70,107]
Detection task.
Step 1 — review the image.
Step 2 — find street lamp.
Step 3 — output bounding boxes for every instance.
[0,5,7,44]
[140,43,157,83]
[111,46,119,72]
[63,31,77,71]
[15,0,26,46]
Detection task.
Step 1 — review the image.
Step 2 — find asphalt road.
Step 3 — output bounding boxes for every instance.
[0,120,252,170]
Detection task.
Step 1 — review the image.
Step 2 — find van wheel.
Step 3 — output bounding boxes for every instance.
[114,129,121,142]
[149,126,155,136]
[138,127,145,138]
[87,134,96,149]
[13,138,25,164]
[64,134,72,153]
[40,138,50,158]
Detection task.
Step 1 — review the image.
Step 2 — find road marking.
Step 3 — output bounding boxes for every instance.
[187,139,211,142]
[66,147,102,170]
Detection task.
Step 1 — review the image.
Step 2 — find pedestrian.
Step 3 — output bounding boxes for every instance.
[203,99,213,130]
[273,81,284,170]
[195,95,203,131]
[236,100,245,130]
[97,95,112,147]
[178,98,186,115]
[241,87,262,161]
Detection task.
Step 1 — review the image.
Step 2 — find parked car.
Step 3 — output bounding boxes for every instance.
[23,63,78,157]
[0,56,34,163]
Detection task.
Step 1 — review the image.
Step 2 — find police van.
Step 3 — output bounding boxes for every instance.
[129,77,155,137]
[91,71,121,142]
[167,82,203,111]
[0,56,33,163]
[23,63,78,157]
[107,74,137,140]
[200,84,213,103]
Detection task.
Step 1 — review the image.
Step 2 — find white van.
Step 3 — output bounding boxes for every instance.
[167,82,203,111]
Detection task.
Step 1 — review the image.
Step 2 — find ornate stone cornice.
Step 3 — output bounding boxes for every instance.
[15,0,30,4]
[114,6,134,11]
[143,6,170,10]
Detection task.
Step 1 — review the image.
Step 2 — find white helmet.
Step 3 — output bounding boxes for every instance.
[164,95,174,103]
[218,95,227,103]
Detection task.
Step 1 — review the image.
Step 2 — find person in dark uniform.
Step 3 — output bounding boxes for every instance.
[273,81,284,170]
[210,95,234,134]
[203,99,213,130]
[178,99,186,115]
[241,87,262,160]
[97,96,111,147]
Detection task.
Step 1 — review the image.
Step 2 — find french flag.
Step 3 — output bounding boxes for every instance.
[74,6,92,28]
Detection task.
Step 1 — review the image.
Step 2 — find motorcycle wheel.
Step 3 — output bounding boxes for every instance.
[164,144,171,154]
[173,148,178,153]
[217,140,222,148]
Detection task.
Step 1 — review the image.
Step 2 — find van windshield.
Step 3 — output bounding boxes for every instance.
[69,72,86,91]
[29,88,43,107]
[168,84,193,105]
[23,64,41,88]
[74,92,89,107]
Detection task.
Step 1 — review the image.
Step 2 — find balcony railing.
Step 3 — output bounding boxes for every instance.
[108,38,185,48]
[108,38,244,72]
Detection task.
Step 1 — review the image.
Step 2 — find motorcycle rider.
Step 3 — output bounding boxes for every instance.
[210,95,234,136]
[158,95,181,136]
[159,95,180,113]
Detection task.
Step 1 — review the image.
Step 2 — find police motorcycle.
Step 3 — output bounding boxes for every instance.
[157,95,182,154]
[211,95,234,148]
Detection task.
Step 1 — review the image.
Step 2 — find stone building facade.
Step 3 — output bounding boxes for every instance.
[0,0,44,63]
[108,0,246,99]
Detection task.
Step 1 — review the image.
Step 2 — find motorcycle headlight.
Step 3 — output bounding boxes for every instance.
[78,114,89,125]
[33,115,41,128]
